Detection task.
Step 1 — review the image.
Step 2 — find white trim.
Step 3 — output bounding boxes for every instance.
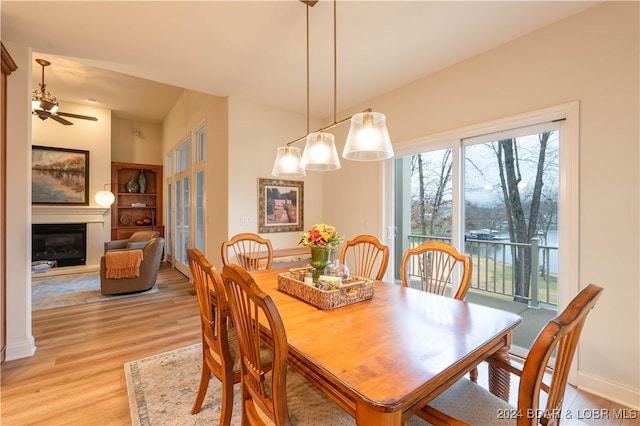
[577,371,640,410]
[381,159,393,282]
[4,336,36,361]
[32,205,109,223]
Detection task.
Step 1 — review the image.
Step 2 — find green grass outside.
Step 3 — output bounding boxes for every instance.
[470,257,558,305]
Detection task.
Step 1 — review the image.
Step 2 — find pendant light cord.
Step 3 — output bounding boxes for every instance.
[284,0,371,147]
[306,4,310,135]
[333,0,337,125]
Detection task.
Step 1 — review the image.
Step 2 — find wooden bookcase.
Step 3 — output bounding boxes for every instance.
[111,162,164,240]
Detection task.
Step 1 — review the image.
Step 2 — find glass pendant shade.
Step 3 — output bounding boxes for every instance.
[94,190,115,206]
[271,146,306,177]
[343,111,394,161]
[300,132,341,171]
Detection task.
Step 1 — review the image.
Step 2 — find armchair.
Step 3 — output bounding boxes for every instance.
[100,235,164,295]
[103,230,160,253]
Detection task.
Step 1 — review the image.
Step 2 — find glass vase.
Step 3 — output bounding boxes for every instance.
[310,246,331,283]
[137,170,147,193]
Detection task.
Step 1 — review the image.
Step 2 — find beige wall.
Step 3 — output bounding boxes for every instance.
[32,101,113,207]
[111,116,163,165]
[324,2,639,407]
[227,97,325,256]
[162,89,228,269]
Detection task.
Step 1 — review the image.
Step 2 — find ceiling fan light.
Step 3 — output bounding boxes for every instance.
[300,132,341,171]
[272,146,306,177]
[343,111,394,161]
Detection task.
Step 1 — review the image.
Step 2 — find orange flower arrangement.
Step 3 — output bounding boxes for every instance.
[299,223,344,248]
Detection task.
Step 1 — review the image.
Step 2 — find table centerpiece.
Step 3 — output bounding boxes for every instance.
[299,223,344,282]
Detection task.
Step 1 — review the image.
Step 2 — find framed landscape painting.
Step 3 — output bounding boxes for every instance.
[258,178,303,233]
[32,146,90,205]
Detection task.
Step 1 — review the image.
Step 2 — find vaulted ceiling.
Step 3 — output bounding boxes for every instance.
[2,1,600,123]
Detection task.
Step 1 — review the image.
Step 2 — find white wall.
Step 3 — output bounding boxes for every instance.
[324,2,639,408]
[227,97,324,254]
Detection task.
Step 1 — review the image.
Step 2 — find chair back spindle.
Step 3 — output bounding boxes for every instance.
[400,241,472,300]
[222,233,274,271]
[339,234,389,280]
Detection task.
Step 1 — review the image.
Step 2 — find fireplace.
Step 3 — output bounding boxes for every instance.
[32,223,87,267]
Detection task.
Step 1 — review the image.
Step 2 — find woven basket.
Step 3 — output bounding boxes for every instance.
[277,272,374,310]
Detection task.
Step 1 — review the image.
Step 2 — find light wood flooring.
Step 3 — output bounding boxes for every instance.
[1,263,637,425]
[1,263,201,425]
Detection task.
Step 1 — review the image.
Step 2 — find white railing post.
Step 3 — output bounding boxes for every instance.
[529,237,539,308]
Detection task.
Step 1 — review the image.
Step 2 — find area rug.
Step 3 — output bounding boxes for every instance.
[124,344,356,426]
[32,271,158,311]
[124,343,241,426]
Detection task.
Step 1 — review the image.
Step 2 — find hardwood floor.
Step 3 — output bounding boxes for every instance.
[1,263,636,425]
[1,263,201,425]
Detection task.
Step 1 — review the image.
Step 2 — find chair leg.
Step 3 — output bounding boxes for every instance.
[219,372,234,426]
[469,366,478,382]
[191,360,212,414]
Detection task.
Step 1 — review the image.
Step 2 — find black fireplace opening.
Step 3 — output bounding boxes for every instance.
[32,223,87,267]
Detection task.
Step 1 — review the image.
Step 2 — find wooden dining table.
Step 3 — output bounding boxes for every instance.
[250,266,522,425]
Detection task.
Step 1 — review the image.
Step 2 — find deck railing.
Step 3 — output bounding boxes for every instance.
[406,234,558,307]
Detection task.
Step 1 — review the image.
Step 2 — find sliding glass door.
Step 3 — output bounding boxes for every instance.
[388,104,577,359]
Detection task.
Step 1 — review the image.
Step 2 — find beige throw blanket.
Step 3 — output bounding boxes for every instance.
[106,249,144,279]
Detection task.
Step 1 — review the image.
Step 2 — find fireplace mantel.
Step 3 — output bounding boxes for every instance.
[32,206,109,224]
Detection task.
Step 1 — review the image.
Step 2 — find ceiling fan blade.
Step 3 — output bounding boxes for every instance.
[49,114,73,125]
[33,109,51,121]
[57,111,98,121]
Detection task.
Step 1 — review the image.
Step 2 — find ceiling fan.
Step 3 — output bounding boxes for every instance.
[32,58,98,125]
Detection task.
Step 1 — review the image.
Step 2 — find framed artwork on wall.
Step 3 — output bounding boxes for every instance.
[32,145,90,205]
[258,178,304,233]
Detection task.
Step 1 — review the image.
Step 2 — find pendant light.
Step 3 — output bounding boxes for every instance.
[272,146,305,176]
[299,0,340,171]
[300,132,340,171]
[271,3,311,177]
[94,184,115,207]
[343,111,394,161]
[271,0,392,176]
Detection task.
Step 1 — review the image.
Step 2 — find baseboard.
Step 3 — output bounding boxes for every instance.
[578,370,640,410]
[5,336,36,361]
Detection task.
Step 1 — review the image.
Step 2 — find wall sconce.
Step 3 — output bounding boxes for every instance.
[94,184,115,207]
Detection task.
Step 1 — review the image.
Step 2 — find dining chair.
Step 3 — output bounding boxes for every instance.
[221,263,355,426]
[415,283,603,426]
[221,233,274,271]
[339,234,389,280]
[187,248,240,424]
[400,241,472,300]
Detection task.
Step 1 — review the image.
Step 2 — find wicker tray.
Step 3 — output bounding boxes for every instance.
[277,272,374,310]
